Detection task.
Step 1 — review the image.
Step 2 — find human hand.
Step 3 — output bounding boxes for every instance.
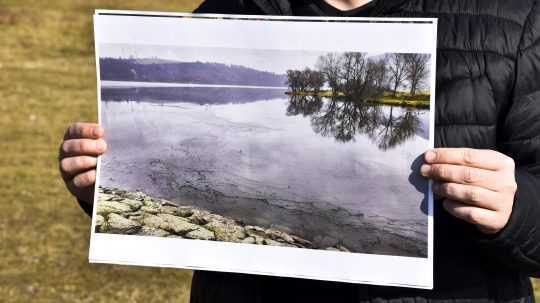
[420,148,517,234]
[58,122,107,205]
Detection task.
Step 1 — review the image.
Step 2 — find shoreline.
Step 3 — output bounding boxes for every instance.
[285,91,430,108]
[95,186,352,252]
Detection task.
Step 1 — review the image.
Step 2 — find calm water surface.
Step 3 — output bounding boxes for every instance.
[100,85,430,257]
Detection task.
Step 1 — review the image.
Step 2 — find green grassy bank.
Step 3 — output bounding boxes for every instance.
[286,90,431,108]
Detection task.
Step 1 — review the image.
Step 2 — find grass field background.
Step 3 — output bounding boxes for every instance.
[0,1,538,302]
[0,1,201,302]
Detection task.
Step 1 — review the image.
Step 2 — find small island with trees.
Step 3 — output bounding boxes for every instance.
[286,52,431,108]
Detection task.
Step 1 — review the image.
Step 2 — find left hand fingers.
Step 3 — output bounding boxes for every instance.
[433,182,501,210]
[421,163,502,191]
[442,199,508,234]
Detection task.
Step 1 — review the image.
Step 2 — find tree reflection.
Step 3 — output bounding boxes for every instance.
[286,95,323,117]
[373,107,421,151]
[287,95,424,150]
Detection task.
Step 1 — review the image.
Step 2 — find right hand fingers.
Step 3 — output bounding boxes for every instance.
[60,138,107,158]
[64,122,104,140]
[59,156,98,179]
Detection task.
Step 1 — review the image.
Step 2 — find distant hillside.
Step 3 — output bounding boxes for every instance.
[99,58,288,87]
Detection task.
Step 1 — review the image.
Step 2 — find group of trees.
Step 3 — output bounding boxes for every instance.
[387,53,430,97]
[286,68,325,93]
[316,52,388,99]
[286,52,430,98]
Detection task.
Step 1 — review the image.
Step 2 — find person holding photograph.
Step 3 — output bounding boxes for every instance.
[58,0,540,302]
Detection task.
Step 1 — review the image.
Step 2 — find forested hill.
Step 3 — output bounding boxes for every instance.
[99,58,288,87]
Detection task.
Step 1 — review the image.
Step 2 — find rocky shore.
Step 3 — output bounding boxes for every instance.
[95,186,351,252]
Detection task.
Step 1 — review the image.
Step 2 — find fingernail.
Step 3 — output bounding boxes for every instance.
[93,126,102,137]
[95,139,106,152]
[425,150,436,162]
[420,164,431,176]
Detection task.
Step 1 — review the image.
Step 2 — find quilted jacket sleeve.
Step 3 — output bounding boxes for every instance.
[193,0,262,14]
[479,1,540,277]
[193,0,242,14]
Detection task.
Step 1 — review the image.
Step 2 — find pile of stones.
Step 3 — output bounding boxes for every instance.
[95,186,350,252]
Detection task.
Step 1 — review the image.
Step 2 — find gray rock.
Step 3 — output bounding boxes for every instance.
[160,205,191,217]
[95,215,106,233]
[241,236,256,244]
[95,215,105,227]
[141,214,167,229]
[265,228,295,244]
[106,213,141,234]
[96,200,132,216]
[140,205,160,214]
[185,228,215,240]
[138,226,170,237]
[127,215,144,223]
[175,206,194,218]
[205,221,246,243]
[157,214,200,235]
[291,235,313,248]
[188,209,212,225]
[123,191,146,201]
[98,186,313,250]
[245,225,266,237]
[263,239,291,247]
[143,196,158,207]
[254,236,265,245]
[121,198,143,211]
[100,193,115,201]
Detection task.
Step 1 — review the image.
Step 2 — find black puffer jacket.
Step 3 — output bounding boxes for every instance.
[184,1,540,302]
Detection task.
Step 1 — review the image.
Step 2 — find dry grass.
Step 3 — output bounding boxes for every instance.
[534,279,539,302]
[0,1,201,302]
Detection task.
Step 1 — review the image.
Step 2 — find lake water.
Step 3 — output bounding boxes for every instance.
[99,84,430,257]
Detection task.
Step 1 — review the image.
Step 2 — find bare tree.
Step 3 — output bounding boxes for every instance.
[404,54,430,97]
[366,58,388,97]
[387,53,408,97]
[340,52,367,95]
[286,68,325,93]
[286,70,302,92]
[307,69,325,93]
[316,53,342,93]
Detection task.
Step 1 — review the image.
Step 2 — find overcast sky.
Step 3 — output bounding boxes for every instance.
[99,43,384,75]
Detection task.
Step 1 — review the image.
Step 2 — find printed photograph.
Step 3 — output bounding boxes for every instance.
[95,43,432,258]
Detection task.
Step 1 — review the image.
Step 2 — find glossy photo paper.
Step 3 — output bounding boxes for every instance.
[90,10,437,289]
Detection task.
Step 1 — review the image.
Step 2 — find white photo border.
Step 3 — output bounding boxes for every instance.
[90,10,437,289]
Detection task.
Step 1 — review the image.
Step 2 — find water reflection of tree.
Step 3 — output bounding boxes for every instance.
[287,95,423,150]
[374,107,421,151]
[286,95,323,117]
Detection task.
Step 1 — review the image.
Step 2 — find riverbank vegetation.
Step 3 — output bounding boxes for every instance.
[286,52,431,108]
[286,90,430,108]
